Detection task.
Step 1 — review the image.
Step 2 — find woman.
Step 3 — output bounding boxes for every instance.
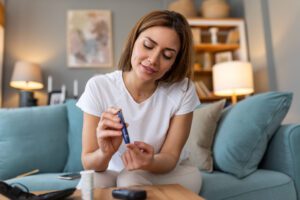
[77,10,202,193]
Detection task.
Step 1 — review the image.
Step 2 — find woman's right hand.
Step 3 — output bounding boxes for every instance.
[96,107,123,157]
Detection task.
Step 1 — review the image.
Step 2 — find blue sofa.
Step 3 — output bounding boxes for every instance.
[1,94,299,200]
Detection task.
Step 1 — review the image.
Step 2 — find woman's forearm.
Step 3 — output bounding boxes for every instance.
[141,113,192,174]
[142,152,178,174]
[82,149,112,172]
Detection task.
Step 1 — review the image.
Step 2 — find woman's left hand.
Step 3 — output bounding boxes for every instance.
[121,141,154,170]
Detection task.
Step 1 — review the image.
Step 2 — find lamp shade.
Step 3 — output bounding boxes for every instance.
[213,61,254,96]
[10,61,44,90]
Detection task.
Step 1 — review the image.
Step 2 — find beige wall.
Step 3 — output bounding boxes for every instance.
[243,0,270,92]
[3,0,166,107]
[244,0,300,123]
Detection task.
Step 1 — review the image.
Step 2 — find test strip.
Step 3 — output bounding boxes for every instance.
[16,169,39,178]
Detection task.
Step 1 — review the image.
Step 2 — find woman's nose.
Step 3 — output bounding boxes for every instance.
[148,50,160,65]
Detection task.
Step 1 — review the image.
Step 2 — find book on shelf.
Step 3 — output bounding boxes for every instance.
[194,81,206,98]
[194,81,213,98]
[203,52,212,70]
[191,27,201,44]
[215,51,233,63]
[226,28,240,44]
[198,81,213,97]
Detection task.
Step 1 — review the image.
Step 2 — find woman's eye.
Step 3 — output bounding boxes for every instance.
[163,52,173,60]
[144,43,153,49]
[143,41,153,49]
[163,54,172,60]
[143,44,152,49]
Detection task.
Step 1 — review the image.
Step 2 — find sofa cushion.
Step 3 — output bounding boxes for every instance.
[5,173,79,191]
[63,99,84,172]
[213,92,293,178]
[182,99,225,172]
[0,105,68,180]
[200,170,297,200]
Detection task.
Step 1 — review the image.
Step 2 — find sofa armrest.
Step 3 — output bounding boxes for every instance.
[261,124,300,197]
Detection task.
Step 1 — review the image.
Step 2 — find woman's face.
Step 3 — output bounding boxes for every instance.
[130,26,180,83]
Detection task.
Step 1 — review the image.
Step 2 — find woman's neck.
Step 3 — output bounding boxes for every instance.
[123,71,158,103]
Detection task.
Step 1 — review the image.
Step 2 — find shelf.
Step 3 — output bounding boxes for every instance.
[189,18,248,105]
[194,43,239,53]
[199,95,230,103]
[194,69,212,75]
[188,18,244,29]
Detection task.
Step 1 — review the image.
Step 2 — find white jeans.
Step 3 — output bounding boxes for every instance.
[77,165,202,194]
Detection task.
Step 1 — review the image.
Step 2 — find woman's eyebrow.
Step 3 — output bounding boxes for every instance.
[145,36,177,53]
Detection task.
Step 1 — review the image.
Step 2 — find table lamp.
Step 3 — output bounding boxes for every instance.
[10,61,44,107]
[212,61,254,104]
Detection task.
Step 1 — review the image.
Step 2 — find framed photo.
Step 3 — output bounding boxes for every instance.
[48,91,63,105]
[67,10,113,68]
[215,51,233,64]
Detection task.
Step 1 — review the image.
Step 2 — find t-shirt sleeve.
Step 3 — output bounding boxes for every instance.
[175,80,200,115]
[76,77,103,117]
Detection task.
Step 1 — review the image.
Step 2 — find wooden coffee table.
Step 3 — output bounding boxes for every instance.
[69,184,204,200]
[0,184,204,200]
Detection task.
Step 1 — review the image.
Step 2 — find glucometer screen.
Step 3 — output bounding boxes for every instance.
[117,110,130,144]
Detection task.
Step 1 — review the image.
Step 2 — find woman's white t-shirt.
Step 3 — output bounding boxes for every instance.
[76,71,200,172]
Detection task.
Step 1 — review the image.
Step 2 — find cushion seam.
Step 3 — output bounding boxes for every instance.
[221,179,295,200]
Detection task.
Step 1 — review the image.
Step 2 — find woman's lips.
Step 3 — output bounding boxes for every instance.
[141,64,158,74]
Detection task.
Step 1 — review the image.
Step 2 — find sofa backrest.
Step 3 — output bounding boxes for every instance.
[63,99,84,172]
[0,104,69,180]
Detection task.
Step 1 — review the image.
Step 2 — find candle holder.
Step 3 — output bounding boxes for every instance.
[73,80,78,99]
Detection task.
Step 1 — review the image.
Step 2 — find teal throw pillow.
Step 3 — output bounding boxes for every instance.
[63,99,84,172]
[213,92,293,178]
[0,105,68,180]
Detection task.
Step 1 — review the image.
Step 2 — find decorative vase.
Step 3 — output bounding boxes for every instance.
[168,0,197,18]
[201,0,230,18]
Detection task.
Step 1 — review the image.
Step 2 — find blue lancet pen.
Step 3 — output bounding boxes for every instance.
[117,110,130,144]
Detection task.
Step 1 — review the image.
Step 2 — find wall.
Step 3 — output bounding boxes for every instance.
[268,0,300,123]
[2,0,243,107]
[243,0,270,92]
[3,0,167,107]
[244,0,300,123]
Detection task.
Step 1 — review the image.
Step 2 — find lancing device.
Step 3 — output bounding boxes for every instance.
[117,110,130,144]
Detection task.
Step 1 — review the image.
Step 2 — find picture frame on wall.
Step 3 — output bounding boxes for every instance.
[67,10,113,68]
[48,91,63,105]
